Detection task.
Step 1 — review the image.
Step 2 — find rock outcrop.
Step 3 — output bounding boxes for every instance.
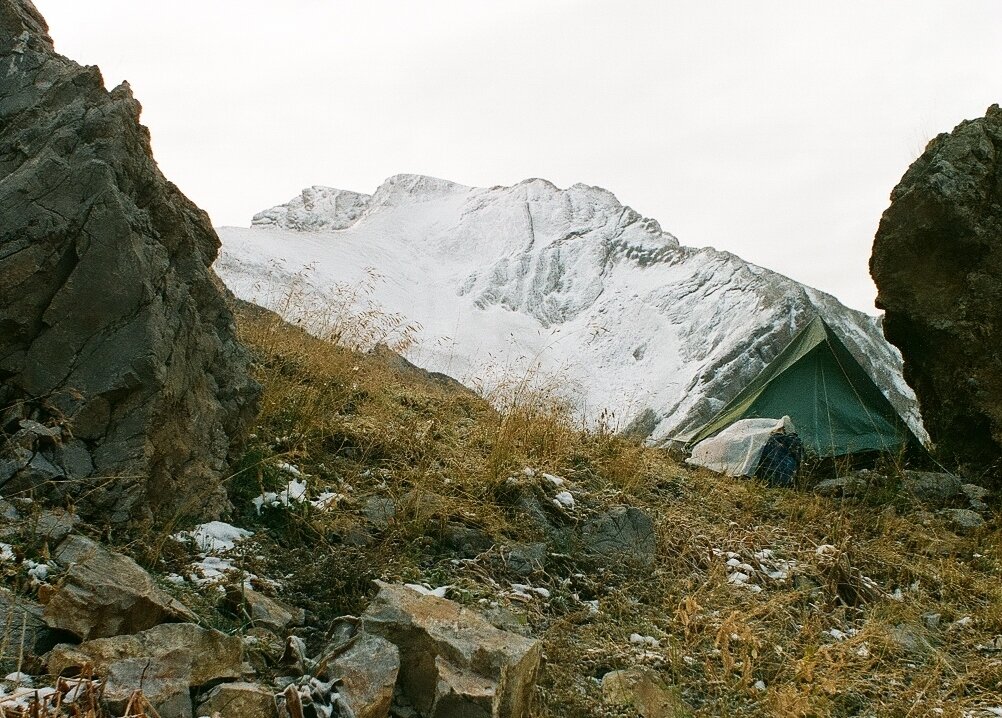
[43,535,196,640]
[361,582,542,718]
[0,0,259,523]
[871,105,1002,481]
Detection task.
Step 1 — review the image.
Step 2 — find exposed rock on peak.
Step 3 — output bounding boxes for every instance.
[252,185,371,232]
[0,0,52,53]
[871,104,1002,479]
[0,0,260,522]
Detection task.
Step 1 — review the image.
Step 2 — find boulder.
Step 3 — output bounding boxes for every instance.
[0,0,259,523]
[327,633,399,718]
[871,104,1002,481]
[580,506,656,564]
[937,508,986,533]
[601,669,691,718]
[899,471,963,506]
[361,582,541,718]
[31,508,77,544]
[43,534,196,640]
[962,483,990,511]
[813,475,870,499]
[225,586,304,634]
[195,682,278,718]
[47,622,243,686]
[0,588,62,674]
[103,656,194,718]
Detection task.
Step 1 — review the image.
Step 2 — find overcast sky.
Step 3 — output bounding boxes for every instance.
[36,1,1002,312]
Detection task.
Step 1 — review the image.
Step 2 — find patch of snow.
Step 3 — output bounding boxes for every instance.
[277,461,305,477]
[542,473,565,487]
[553,491,575,510]
[311,491,344,510]
[629,633,661,648]
[404,584,451,598]
[177,521,253,553]
[254,479,310,514]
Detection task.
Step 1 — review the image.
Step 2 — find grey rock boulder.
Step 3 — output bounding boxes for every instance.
[580,506,657,565]
[361,581,541,718]
[937,508,986,533]
[103,656,194,718]
[0,0,259,523]
[900,471,963,506]
[47,622,243,686]
[195,682,278,718]
[225,586,304,634]
[0,587,63,674]
[43,534,196,640]
[871,104,1002,482]
[327,633,399,718]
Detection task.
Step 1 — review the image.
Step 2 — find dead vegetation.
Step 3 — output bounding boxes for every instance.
[203,297,1002,717]
[2,276,997,717]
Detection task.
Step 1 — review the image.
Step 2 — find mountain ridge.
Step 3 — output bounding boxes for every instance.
[216,174,926,445]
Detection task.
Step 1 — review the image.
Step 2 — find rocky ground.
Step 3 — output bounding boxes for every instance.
[2,303,998,718]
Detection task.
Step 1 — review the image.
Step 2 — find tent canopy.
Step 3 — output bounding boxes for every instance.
[683,317,924,457]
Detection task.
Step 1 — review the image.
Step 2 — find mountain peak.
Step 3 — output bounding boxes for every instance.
[218,175,923,444]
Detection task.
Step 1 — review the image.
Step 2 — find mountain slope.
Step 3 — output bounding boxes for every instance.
[215,174,924,444]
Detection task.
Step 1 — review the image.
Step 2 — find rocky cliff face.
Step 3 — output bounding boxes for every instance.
[0,0,260,522]
[871,105,1002,479]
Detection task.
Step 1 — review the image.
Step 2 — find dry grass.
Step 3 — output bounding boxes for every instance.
[221,296,1002,717]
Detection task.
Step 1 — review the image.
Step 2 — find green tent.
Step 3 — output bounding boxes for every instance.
[683,317,924,456]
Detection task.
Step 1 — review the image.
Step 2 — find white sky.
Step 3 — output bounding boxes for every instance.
[35,1,1002,313]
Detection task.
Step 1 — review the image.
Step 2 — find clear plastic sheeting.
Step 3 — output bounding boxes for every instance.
[686,416,794,477]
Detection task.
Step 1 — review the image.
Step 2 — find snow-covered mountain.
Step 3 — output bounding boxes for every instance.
[215,174,925,444]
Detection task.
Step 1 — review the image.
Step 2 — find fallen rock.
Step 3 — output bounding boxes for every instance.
[581,506,656,564]
[47,622,243,686]
[507,542,548,576]
[887,623,934,658]
[871,104,1002,482]
[103,657,194,718]
[900,471,963,505]
[601,668,691,718]
[31,509,77,544]
[361,581,541,718]
[363,496,397,531]
[962,483,990,502]
[326,633,399,718]
[0,588,63,674]
[962,483,990,511]
[43,535,196,640]
[196,681,278,718]
[813,475,870,499]
[0,0,259,523]
[938,508,986,533]
[225,586,304,634]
